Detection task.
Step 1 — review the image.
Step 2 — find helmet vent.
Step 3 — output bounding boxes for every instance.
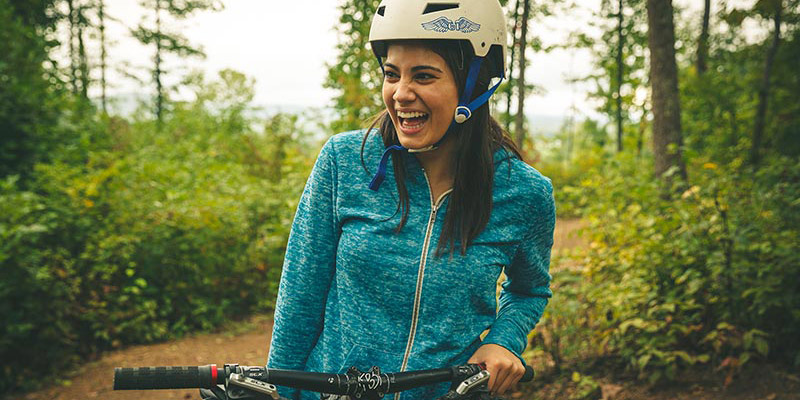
[377,5,385,16]
[422,3,459,14]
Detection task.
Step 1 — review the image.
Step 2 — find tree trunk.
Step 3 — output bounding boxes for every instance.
[67,0,78,95]
[513,0,530,149]
[638,102,646,158]
[155,0,164,126]
[77,5,89,101]
[751,1,783,167]
[696,0,710,75]
[616,0,624,152]
[99,0,107,114]
[646,0,687,185]
[505,0,521,133]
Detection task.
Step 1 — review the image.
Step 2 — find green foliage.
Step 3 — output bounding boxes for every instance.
[570,371,601,400]
[681,25,800,164]
[530,0,800,387]
[324,0,384,133]
[535,119,611,218]
[0,0,71,181]
[533,261,595,372]
[0,71,313,393]
[537,155,800,383]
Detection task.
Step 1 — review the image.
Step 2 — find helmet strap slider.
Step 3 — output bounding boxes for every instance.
[454,106,472,123]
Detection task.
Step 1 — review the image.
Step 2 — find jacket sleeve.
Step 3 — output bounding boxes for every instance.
[267,138,340,398]
[482,177,555,364]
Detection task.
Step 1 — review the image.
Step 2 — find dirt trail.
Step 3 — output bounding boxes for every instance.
[20,317,273,400]
[551,218,586,254]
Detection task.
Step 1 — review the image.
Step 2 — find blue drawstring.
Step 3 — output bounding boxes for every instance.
[369,144,406,191]
[368,56,504,191]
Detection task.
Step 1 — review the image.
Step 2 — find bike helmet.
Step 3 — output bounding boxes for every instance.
[369,0,507,76]
[367,0,509,190]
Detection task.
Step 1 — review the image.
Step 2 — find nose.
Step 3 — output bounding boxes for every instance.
[392,79,416,104]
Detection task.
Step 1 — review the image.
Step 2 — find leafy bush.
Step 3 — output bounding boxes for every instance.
[0,72,316,393]
[535,155,800,383]
[535,124,609,219]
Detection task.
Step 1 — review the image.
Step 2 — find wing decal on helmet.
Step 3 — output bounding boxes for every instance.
[421,16,481,33]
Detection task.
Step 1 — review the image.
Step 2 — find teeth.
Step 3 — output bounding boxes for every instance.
[397,111,428,119]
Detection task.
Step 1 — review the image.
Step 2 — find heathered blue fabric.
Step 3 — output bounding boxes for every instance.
[267,130,555,400]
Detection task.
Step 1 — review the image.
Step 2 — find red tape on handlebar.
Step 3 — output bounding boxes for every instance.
[211,364,218,385]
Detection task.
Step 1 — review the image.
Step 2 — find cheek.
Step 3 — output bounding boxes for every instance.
[433,91,458,117]
[382,82,393,107]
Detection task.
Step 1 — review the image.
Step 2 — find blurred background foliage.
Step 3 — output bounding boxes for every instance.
[1,0,799,396]
[529,0,800,389]
[1,0,316,391]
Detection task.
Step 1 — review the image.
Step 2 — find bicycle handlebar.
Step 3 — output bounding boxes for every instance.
[113,365,221,390]
[114,363,534,395]
[522,365,534,382]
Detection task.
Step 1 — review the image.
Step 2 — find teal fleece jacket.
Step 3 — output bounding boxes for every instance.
[267,130,555,400]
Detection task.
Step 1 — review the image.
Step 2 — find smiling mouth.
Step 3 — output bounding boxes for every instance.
[397,111,430,132]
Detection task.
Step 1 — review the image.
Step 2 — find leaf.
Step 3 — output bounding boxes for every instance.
[741,352,751,365]
[744,330,754,349]
[755,338,769,357]
[647,370,662,385]
[638,354,651,370]
[719,356,737,369]
[619,318,646,334]
[673,351,694,364]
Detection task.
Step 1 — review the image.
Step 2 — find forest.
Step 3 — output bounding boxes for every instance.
[1,0,798,398]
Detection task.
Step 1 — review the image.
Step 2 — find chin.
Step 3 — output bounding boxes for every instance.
[397,135,431,150]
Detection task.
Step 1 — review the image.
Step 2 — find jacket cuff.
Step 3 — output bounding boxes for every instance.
[481,318,529,366]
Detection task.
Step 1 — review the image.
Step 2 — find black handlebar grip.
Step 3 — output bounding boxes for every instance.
[113,365,220,390]
[520,365,535,383]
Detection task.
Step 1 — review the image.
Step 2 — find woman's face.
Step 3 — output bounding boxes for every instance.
[382,42,459,150]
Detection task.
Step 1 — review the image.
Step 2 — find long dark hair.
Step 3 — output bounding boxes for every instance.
[361,39,523,256]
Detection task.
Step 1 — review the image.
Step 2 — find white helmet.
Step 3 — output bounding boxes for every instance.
[368,0,508,79]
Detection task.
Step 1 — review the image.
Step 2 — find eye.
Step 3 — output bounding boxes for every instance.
[383,70,399,80]
[415,73,435,81]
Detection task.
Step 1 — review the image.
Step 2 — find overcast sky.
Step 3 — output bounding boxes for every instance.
[95,0,733,119]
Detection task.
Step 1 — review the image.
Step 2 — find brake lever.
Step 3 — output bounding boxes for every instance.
[437,370,492,400]
[455,370,490,395]
[228,373,281,399]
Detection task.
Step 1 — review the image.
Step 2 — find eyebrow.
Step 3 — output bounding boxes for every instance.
[384,63,444,73]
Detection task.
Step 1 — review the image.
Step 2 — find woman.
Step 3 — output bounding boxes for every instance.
[267,1,555,399]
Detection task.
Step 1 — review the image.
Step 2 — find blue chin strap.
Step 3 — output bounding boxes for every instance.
[368,56,505,191]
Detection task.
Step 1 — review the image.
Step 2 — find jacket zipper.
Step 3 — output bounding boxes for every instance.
[396,171,452,400]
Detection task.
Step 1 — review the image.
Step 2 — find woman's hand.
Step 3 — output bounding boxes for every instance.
[467,343,526,395]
